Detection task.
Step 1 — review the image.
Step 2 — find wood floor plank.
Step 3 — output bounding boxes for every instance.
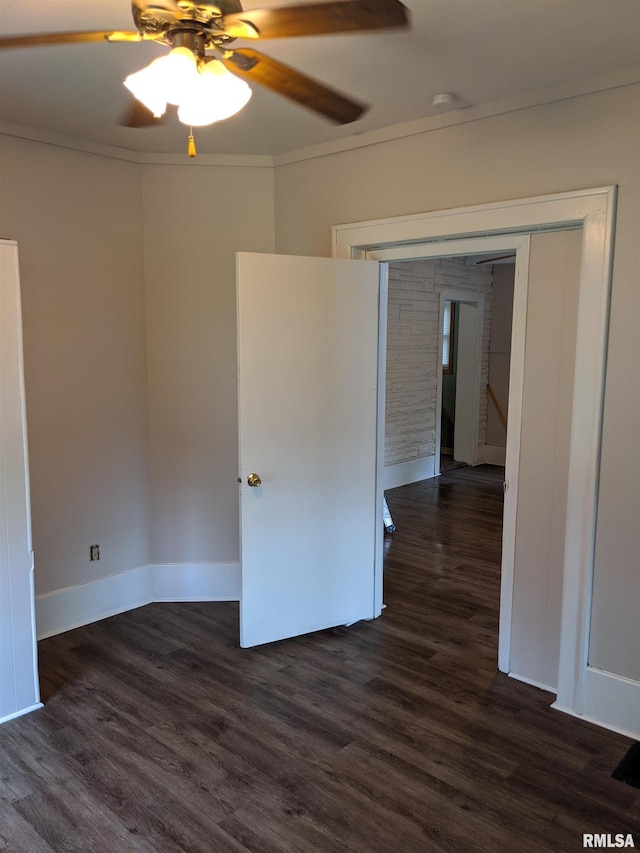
[0,799,56,853]
[1,464,638,851]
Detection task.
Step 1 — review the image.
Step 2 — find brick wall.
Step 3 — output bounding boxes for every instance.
[385,258,493,467]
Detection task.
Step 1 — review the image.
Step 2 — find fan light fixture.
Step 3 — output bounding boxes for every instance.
[124,47,252,127]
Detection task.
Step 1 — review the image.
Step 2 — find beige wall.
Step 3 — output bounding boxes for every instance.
[142,163,275,563]
[0,79,637,686]
[274,84,640,682]
[0,138,275,598]
[0,137,150,596]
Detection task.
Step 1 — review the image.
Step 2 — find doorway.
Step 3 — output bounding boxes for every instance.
[439,258,516,473]
[333,186,616,721]
[383,233,581,695]
[440,298,480,470]
[383,249,515,664]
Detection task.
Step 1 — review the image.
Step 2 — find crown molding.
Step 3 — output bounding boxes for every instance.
[1,64,638,168]
[0,121,274,167]
[273,64,640,167]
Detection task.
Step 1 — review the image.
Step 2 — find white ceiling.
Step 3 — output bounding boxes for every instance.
[0,0,638,157]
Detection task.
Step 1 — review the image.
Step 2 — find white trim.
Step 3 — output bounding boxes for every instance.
[498,237,531,673]
[276,66,640,167]
[553,667,640,741]
[332,189,607,259]
[153,563,240,602]
[555,193,616,715]
[384,456,436,490]
[508,672,556,695]
[35,562,241,640]
[331,187,617,728]
[36,566,154,640]
[374,266,389,617]
[0,121,274,167]
[0,703,44,726]
[360,233,530,678]
[478,445,507,466]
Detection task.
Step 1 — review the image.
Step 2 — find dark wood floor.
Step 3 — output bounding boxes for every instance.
[2,465,638,852]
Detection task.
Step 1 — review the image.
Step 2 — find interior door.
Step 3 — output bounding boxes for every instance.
[0,240,40,723]
[237,252,382,648]
[453,302,478,464]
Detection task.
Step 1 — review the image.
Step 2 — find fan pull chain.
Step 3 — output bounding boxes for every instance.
[188,127,196,158]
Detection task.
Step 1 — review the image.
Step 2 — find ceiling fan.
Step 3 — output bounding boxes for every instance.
[0,0,410,145]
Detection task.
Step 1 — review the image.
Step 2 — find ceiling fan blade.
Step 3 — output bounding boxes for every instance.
[223,0,409,40]
[120,95,169,128]
[0,31,142,49]
[222,48,366,124]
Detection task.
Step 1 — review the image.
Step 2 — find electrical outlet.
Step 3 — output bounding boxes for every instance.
[89,544,100,561]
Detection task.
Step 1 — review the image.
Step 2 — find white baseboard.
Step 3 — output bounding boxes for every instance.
[36,565,154,640]
[384,455,436,489]
[36,562,241,640]
[478,444,506,466]
[579,666,640,740]
[512,667,640,740]
[508,671,556,694]
[0,702,44,725]
[153,562,240,602]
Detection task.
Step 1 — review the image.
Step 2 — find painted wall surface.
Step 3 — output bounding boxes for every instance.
[274,84,640,682]
[0,79,637,689]
[486,264,514,449]
[386,259,492,466]
[510,230,581,690]
[0,136,150,597]
[142,164,275,564]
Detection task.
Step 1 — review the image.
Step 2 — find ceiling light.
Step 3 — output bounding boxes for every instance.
[124,49,251,127]
[159,47,199,107]
[124,56,171,118]
[177,59,252,127]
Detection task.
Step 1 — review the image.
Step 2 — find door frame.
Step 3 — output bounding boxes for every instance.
[437,291,483,470]
[332,186,616,720]
[358,232,530,680]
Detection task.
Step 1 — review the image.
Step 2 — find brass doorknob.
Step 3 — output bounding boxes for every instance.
[247,473,262,487]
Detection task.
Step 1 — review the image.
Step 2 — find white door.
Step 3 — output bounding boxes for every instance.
[237,252,382,648]
[453,302,478,464]
[0,240,40,723]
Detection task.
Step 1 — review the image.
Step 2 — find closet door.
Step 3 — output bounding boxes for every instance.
[0,239,41,723]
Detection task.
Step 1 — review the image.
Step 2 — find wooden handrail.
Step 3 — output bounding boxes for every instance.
[488,385,508,431]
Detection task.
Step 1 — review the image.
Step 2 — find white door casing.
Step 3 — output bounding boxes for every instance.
[362,233,531,672]
[332,187,616,723]
[237,252,384,648]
